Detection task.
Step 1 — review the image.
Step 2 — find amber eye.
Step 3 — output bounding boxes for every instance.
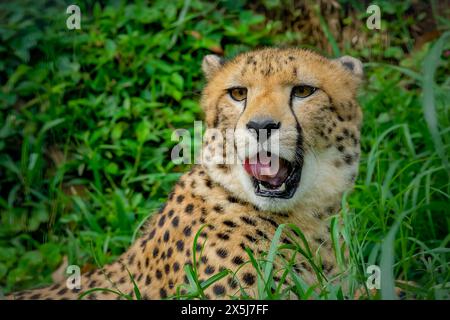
[292,85,316,98]
[228,87,247,101]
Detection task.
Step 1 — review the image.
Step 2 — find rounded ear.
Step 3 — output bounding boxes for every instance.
[335,56,363,77]
[202,54,224,80]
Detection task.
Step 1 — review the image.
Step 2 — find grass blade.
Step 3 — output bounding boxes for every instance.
[421,31,450,174]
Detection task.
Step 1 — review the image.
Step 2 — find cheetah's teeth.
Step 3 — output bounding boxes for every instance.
[259,182,286,192]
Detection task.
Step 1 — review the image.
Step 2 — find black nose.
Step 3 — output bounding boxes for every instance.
[246,118,281,140]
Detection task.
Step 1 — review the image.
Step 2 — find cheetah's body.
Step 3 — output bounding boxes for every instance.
[10,48,363,300]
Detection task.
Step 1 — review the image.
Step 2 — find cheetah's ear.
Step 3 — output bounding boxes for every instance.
[202,54,224,80]
[335,56,363,78]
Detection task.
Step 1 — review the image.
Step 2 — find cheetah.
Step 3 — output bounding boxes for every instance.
[8,48,363,300]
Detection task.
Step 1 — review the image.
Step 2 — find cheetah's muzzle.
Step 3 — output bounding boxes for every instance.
[243,152,303,199]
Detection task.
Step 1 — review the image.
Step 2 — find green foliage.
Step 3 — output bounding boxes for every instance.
[0,0,277,293]
[0,0,449,299]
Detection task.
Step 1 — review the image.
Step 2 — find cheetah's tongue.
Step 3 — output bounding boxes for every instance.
[243,153,290,188]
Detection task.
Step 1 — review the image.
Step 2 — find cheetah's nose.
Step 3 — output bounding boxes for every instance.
[246,118,280,141]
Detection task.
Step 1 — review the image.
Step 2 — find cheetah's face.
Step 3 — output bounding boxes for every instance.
[201,49,363,212]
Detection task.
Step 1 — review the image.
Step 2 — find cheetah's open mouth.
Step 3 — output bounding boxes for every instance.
[243,152,302,199]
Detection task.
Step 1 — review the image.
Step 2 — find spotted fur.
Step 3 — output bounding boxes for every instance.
[8,48,363,300]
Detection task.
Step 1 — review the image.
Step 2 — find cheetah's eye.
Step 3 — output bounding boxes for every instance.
[292,85,316,98]
[228,87,247,102]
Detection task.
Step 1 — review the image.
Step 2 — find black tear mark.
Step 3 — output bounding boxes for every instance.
[213,110,220,128]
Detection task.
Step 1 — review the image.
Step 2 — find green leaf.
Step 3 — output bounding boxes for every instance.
[135,119,152,143]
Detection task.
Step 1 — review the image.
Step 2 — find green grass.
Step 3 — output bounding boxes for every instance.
[0,0,449,299]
